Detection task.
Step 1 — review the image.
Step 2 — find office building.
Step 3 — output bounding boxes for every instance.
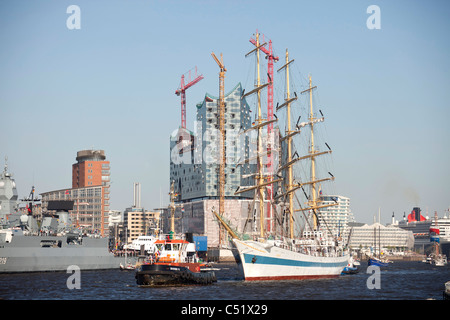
[41,149,111,236]
[123,207,161,243]
[316,195,355,237]
[41,185,104,234]
[72,149,110,190]
[72,149,110,235]
[122,182,160,243]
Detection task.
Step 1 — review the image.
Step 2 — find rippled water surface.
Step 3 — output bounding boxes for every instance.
[1,261,448,300]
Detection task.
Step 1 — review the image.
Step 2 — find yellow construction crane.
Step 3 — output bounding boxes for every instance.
[211,52,227,245]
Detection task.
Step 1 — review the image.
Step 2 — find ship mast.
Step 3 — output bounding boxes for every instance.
[167,180,184,235]
[283,49,294,238]
[256,33,265,239]
[276,49,298,238]
[169,180,176,233]
[249,34,279,234]
[294,76,337,230]
[434,211,439,256]
[285,50,294,238]
[235,32,281,239]
[308,75,319,229]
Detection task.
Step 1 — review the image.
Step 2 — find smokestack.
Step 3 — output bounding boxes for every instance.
[413,207,421,221]
[133,182,141,208]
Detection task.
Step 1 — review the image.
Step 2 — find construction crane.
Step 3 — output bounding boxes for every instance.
[249,33,279,128]
[211,52,227,246]
[249,32,279,233]
[175,66,204,129]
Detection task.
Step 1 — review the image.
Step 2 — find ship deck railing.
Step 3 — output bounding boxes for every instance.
[273,241,344,257]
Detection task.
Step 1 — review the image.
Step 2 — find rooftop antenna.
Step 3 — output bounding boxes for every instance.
[3,155,10,177]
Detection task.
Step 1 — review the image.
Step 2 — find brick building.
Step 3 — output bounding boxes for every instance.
[71,149,110,235]
[41,149,111,236]
[72,150,110,189]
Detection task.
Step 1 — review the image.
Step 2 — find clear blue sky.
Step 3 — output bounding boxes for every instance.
[1,0,449,224]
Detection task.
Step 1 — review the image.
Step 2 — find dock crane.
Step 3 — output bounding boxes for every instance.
[175,67,204,129]
[211,52,227,246]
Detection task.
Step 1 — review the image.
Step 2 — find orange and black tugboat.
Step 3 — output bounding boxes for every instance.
[135,182,216,287]
[135,238,216,286]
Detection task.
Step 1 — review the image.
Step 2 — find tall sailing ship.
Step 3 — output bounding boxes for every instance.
[212,32,349,280]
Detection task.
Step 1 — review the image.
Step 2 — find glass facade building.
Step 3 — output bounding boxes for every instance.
[170,83,256,202]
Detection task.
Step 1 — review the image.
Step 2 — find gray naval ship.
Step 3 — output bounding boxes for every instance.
[0,158,121,273]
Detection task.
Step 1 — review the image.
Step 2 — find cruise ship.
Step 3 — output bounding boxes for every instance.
[398,207,450,257]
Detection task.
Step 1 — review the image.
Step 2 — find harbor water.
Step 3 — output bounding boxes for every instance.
[0,261,448,300]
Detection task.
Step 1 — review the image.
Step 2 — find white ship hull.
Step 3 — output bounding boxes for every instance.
[233,239,349,281]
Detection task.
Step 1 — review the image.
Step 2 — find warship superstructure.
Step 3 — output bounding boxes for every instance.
[0,158,121,273]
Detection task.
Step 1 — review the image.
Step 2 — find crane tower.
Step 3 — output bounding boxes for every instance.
[249,32,279,232]
[211,52,227,246]
[175,67,204,129]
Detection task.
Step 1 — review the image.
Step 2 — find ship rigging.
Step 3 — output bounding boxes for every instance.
[211,31,349,280]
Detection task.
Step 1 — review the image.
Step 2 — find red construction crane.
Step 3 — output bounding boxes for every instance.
[249,32,279,233]
[249,35,279,126]
[175,66,204,129]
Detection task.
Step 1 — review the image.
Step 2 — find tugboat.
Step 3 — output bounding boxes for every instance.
[135,182,216,286]
[135,237,216,286]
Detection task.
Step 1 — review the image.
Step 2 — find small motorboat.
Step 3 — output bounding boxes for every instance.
[368,256,390,267]
[341,257,360,275]
[120,262,136,271]
[443,281,450,300]
[431,254,448,267]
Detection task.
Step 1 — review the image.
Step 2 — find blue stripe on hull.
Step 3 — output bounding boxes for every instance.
[243,253,347,268]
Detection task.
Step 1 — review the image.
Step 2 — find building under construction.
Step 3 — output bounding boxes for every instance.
[170,82,256,202]
[168,81,267,248]
[166,34,285,255]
